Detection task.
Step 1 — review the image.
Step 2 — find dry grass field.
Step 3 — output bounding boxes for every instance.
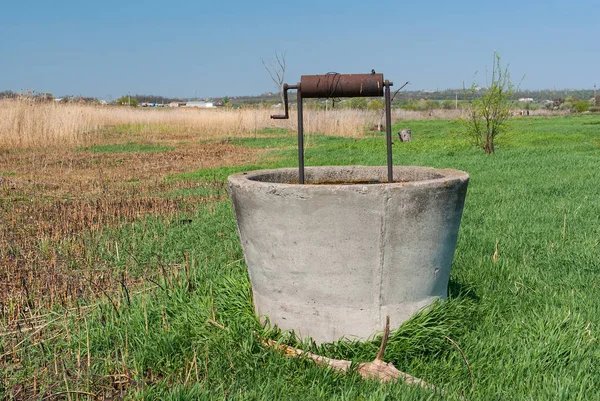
[0,99,466,150]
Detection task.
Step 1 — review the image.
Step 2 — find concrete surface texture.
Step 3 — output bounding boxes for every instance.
[228,166,469,344]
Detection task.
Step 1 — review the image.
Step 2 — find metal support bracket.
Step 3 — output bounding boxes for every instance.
[271,73,394,184]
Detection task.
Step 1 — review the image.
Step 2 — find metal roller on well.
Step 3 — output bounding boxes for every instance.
[228,72,469,344]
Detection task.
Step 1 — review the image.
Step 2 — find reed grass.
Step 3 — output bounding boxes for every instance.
[0,100,469,151]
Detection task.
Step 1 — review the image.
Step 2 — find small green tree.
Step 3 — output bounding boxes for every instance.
[116,96,139,107]
[461,52,516,154]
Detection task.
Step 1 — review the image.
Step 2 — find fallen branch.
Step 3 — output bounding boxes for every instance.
[207,319,227,330]
[264,316,437,392]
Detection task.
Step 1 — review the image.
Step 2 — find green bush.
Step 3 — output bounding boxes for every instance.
[573,100,590,113]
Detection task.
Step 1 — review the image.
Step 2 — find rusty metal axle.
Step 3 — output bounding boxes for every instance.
[271,72,394,184]
[300,73,384,98]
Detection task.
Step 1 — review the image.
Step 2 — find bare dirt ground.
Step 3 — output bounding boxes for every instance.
[0,141,257,195]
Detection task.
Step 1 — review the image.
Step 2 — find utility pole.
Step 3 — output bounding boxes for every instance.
[455,92,458,109]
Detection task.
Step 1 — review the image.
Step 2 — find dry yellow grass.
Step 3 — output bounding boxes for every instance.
[0,100,466,150]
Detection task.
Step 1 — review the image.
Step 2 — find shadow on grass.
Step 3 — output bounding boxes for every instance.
[448,279,479,302]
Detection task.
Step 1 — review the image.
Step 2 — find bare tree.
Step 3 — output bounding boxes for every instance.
[262,51,287,106]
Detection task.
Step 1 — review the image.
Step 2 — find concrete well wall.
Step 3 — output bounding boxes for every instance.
[228,166,469,343]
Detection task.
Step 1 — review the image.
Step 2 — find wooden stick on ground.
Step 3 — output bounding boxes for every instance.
[264,316,437,392]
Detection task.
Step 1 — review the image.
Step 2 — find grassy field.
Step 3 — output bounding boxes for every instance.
[1,110,599,400]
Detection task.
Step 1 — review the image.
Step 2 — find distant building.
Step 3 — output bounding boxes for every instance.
[519,98,534,102]
[185,101,215,108]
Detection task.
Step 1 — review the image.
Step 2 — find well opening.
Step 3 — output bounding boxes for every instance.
[246,166,455,186]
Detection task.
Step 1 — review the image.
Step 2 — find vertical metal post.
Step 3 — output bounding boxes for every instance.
[297,88,305,184]
[384,81,393,183]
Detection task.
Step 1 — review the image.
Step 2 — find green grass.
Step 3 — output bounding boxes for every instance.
[79,142,175,153]
[3,115,600,400]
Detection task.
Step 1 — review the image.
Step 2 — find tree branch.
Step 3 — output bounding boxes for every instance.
[262,52,287,106]
[376,315,390,361]
[391,81,410,103]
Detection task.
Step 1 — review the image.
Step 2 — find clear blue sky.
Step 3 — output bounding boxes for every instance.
[1,0,598,99]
